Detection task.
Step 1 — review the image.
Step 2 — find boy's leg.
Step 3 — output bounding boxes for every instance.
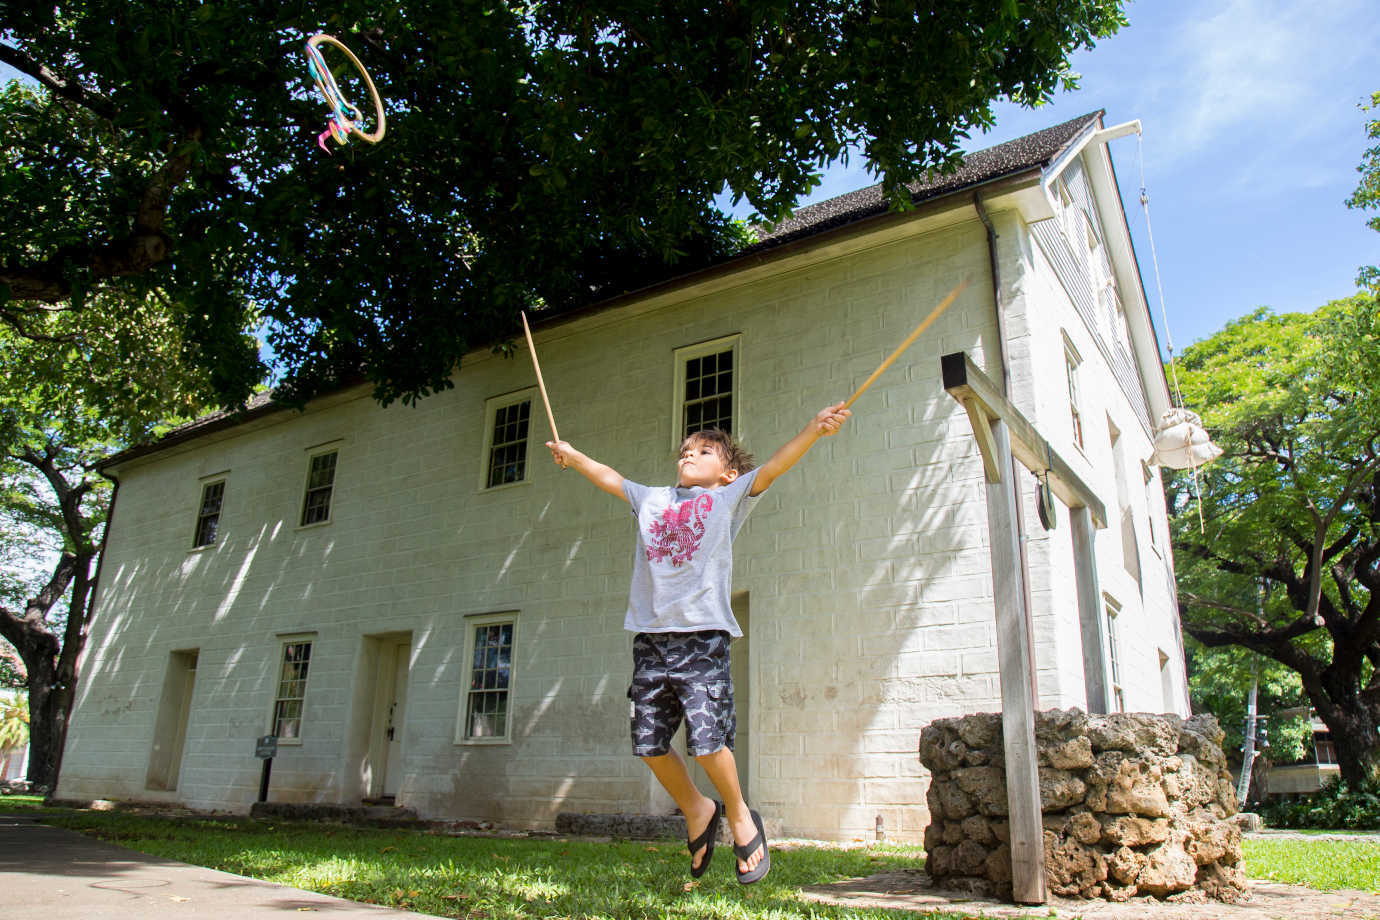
[630,633,720,872]
[693,746,765,875]
[640,749,719,870]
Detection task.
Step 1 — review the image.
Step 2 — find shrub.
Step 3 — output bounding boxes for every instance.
[1259,779,1380,830]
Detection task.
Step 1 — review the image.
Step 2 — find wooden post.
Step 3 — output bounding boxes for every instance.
[941,351,1115,906]
[984,418,1048,905]
[1071,506,1113,714]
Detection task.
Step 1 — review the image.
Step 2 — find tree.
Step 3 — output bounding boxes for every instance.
[2,1,1127,407]
[0,289,219,788]
[0,692,30,774]
[1168,295,1380,786]
[1348,90,1380,292]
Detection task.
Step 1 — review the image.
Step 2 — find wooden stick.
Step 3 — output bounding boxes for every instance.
[521,311,560,444]
[842,278,969,410]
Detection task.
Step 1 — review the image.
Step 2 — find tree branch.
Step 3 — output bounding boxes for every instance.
[0,126,201,303]
[0,43,117,120]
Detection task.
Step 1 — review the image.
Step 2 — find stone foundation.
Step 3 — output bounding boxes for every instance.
[918,709,1248,903]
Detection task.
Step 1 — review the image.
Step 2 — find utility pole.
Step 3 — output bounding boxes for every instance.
[1237,678,1258,804]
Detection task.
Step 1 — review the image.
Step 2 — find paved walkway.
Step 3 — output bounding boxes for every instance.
[0,814,445,920]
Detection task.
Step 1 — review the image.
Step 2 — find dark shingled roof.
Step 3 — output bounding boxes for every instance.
[750,110,1104,251]
[102,111,1106,470]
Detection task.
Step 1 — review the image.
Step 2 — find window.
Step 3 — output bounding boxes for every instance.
[482,392,534,489]
[193,480,225,548]
[1109,419,1141,587]
[272,640,312,740]
[674,335,740,444]
[1057,177,1078,242]
[1314,733,1337,765]
[1143,461,1163,556]
[1064,340,1085,452]
[1104,596,1124,712]
[458,615,516,743]
[300,449,338,526]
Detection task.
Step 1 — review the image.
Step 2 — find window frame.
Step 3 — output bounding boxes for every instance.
[672,334,742,450]
[455,612,518,745]
[298,445,341,529]
[1062,335,1086,454]
[270,636,315,744]
[479,387,538,492]
[1142,460,1164,557]
[191,476,227,549]
[1314,732,1338,766]
[1057,177,1079,244]
[1104,595,1124,713]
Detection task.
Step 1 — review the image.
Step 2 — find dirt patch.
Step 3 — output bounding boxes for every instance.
[801,870,1380,919]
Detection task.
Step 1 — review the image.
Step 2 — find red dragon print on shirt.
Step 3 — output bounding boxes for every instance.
[646,494,714,566]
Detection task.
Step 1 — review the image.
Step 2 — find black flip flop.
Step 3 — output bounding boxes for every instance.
[688,800,723,879]
[734,808,771,884]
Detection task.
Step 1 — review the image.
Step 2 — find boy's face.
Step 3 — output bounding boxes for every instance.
[677,436,739,489]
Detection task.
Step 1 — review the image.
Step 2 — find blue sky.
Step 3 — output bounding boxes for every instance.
[771,0,1380,354]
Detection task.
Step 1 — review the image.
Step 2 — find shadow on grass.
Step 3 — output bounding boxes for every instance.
[32,809,949,919]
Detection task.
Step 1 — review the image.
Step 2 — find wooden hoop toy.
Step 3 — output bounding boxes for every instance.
[304,33,386,153]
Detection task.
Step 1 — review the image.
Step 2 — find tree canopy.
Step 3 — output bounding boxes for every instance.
[1169,295,1380,785]
[1349,90,1380,292]
[0,283,215,786]
[2,0,1126,407]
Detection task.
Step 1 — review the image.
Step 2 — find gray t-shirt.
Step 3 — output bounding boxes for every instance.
[621,468,761,636]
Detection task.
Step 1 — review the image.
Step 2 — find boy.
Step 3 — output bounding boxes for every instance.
[547,402,850,883]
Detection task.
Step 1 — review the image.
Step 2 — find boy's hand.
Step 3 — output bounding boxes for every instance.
[546,440,571,469]
[813,402,851,437]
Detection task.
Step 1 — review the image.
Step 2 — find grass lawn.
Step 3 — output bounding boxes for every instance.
[4,796,1379,916]
[1242,837,1380,893]
[4,800,937,920]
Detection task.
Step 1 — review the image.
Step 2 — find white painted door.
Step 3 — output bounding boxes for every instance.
[382,643,409,798]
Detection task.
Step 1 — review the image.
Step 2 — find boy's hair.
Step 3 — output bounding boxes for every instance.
[682,428,756,475]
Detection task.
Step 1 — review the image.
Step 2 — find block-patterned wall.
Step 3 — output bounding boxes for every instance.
[58,206,1181,842]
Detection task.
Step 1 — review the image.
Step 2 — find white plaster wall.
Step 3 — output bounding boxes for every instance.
[1023,212,1188,718]
[59,204,1182,842]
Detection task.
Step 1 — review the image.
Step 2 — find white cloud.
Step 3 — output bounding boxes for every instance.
[1147,0,1376,158]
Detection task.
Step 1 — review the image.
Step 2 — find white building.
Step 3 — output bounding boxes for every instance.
[56,111,1187,842]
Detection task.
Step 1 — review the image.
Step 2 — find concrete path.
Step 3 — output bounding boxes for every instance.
[0,814,446,920]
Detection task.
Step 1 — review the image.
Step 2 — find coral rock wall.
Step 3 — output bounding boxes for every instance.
[918,710,1248,902]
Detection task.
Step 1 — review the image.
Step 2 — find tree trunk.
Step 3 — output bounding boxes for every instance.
[1327,705,1380,787]
[0,548,95,792]
[24,660,73,790]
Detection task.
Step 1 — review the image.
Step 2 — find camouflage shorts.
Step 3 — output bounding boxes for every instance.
[628,631,735,758]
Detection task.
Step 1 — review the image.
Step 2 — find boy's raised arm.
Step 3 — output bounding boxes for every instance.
[749,402,851,496]
[547,440,628,501]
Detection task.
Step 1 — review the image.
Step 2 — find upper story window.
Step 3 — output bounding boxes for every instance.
[1064,338,1085,452]
[481,389,536,489]
[1104,595,1124,713]
[273,639,313,741]
[674,335,740,444]
[192,479,225,548]
[1142,461,1163,556]
[300,449,338,527]
[1109,419,1141,587]
[1057,177,1078,243]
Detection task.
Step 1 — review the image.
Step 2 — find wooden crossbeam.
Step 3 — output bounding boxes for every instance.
[941,352,1107,529]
